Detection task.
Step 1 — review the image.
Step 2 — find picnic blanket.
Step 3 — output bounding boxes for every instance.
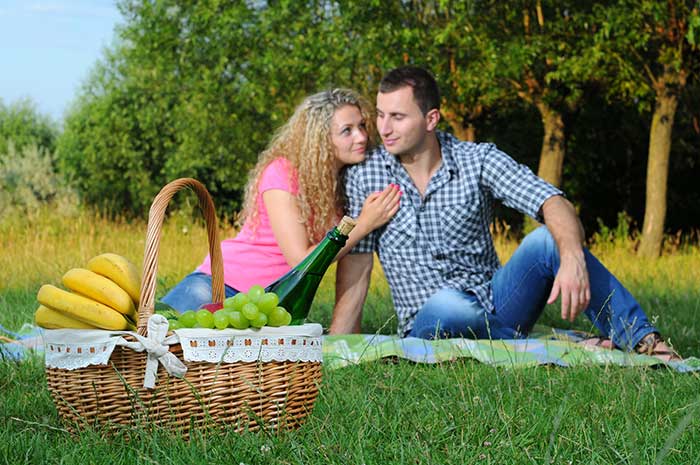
[322,326,700,372]
[3,323,699,372]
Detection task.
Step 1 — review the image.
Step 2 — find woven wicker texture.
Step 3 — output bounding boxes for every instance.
[45,178,322,437]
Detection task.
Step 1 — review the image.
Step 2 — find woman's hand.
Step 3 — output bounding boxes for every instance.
[335,184,401,262]
[357,184,401,231]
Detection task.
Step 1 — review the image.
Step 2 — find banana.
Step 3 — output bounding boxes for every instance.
[35,304,96,330]
[37,284,133,330]
[62,268,136,317]
[86,253,141,305]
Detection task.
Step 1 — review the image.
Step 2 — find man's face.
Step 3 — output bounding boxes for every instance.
[376,86,429,156]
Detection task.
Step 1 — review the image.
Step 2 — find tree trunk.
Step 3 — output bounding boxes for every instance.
[443,112,477,141]
[448,121,476,141]
[638,83,679,258]
[535,101,566,187]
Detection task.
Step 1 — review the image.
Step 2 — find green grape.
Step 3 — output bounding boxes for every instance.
[241,302,260,321]
[247,284,265,303]
[195,309,215,329]
[178,310,197,328]
[268,306,292,327]
[228,311,250,330]
[280,310,291,326]
[223,297,235,310]
[226,292,249,311]
[250,312,268,328]
[257,292,279,315]
[168,319,183,330]
[213,310,230,329]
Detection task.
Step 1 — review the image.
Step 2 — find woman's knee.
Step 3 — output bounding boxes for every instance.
[161,272,213,311]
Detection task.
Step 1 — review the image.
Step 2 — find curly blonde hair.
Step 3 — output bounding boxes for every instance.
[240,88,376,243]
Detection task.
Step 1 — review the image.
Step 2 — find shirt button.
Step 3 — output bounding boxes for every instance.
[435,253,445,260]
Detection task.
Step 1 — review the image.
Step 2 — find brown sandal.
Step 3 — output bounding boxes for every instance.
[635,332,682,362]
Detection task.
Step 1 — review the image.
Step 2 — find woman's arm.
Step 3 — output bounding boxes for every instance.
[263,189,317,267]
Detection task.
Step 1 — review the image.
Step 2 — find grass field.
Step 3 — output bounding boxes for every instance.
[1,207,699,464]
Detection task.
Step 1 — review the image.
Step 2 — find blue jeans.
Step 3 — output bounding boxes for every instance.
[407,226,657,351]
[160,271,239,312]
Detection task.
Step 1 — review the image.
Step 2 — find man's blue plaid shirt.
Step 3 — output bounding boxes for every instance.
[344,131,562,336]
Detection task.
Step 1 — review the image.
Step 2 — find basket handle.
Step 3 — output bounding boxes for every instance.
[136,178,225,335]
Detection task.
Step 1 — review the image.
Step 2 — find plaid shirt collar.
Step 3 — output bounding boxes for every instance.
[380,131,458,198]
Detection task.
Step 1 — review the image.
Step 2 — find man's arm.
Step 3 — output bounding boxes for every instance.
[329,253,374,334]
[541,195,591,322]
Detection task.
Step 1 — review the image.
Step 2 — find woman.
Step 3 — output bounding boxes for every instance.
[162,88,400,311]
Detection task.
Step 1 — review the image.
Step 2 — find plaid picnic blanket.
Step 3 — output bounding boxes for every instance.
[3,323,699,372]
[322,326,700,373]
[0,323,45,361]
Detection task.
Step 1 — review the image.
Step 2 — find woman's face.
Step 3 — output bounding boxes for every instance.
[330,105,368,170]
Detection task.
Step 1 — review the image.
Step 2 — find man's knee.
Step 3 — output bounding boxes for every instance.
[413,288,486,339]
[521,225,556,255]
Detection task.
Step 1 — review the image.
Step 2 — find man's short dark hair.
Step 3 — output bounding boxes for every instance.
[379,66,440,115]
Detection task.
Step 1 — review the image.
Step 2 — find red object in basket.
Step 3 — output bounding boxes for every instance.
[200,302,224,313]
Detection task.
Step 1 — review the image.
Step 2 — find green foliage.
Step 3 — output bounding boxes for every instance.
[591,211,636,251]
[58,1,271,217]
[592,0,700,112]
[49,0,700,235]
[0,98,57,158]
[0,142,78,220]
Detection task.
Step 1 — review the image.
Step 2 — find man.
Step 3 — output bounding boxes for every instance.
[329,66,678,361]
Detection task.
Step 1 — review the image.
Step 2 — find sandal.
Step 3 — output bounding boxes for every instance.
[635,332,682,362]
[580,337,615,350]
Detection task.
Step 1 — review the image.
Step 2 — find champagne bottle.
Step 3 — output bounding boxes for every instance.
[265,216,356,325]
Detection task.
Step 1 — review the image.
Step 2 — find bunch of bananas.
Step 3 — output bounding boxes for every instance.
[35,253,141,331]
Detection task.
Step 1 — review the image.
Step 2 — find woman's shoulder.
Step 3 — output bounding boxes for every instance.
[259,157,298,192]
[263,156,294,174]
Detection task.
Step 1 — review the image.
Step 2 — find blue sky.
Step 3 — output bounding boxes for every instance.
[0,0,121,121]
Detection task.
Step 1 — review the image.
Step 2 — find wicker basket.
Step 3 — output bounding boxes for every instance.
[44,178,322,437]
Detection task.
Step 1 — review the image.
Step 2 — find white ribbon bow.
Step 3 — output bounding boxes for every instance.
[119,314,187,389]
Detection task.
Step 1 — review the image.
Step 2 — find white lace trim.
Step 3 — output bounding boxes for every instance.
[44,323,323,377]
[44,329,127,370]
[178,333,322,363]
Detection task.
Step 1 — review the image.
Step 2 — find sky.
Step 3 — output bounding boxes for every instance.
[0,0,122,121]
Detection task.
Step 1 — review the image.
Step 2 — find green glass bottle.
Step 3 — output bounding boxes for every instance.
[265,216,356,325]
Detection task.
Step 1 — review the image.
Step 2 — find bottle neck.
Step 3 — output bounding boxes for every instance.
[295,226,348,272]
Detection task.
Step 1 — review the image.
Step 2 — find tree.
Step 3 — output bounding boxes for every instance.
[594,0,700,257]
[57,0,366,217]
[58,1,273,216]
[326,0,505,142]
[483,0,602,188]
[0,98,57,157]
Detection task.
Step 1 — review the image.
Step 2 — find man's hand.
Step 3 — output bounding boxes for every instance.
[547,251,591,322]
[541,195,590,322]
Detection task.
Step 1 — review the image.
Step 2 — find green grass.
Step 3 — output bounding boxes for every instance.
[1,207,700,464]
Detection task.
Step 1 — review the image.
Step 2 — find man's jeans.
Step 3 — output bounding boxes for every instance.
[408,226,657,351]
[160,271,239,311]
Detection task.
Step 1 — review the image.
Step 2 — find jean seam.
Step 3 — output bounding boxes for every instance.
[494,261,545,316]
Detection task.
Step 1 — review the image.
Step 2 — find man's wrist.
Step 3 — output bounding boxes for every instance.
[559,246,584,260]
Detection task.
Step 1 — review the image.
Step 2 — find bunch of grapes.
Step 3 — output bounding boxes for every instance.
[170,285,292,330]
